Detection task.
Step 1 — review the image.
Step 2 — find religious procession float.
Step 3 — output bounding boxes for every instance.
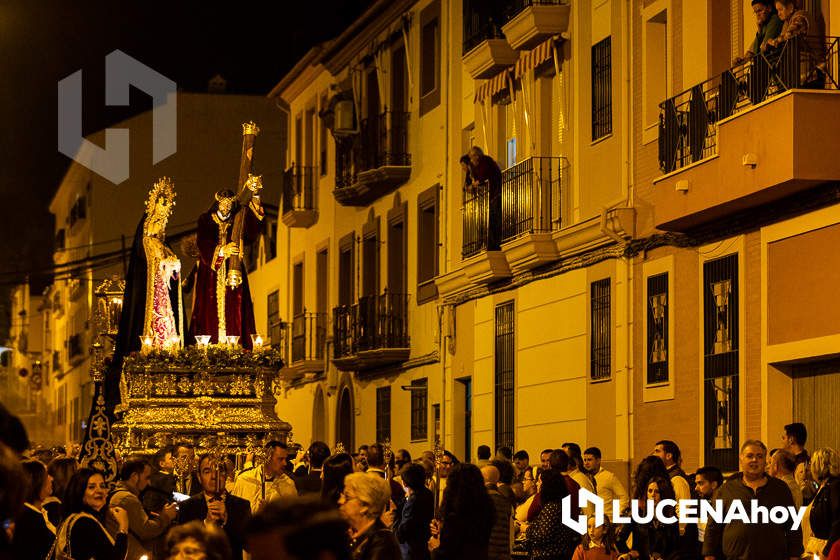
[79,123,291,481]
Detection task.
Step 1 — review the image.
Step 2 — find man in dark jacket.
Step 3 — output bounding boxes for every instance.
[295,441,330,496]
[178,454,251,560]
[396,463,434,560]
[468,147,503,251]
[703,440,803,560]
[734,0,783,64]
[141,445,177,513]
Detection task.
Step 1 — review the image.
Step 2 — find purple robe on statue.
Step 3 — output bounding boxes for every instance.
[189,204,261,348]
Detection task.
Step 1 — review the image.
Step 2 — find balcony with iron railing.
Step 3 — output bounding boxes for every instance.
[334,110,411,206]
[653,35,840,231]
[462,0,518,79]
[280,311,327,381]
[282,164,318,228]
[501,0,570,51]
[332,291,410,371]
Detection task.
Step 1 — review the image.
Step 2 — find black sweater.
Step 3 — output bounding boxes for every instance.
[65,511,127,560]
[11,505,55,560]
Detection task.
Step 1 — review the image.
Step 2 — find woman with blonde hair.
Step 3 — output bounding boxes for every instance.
[810,447,840,559]
[339,472,401,560]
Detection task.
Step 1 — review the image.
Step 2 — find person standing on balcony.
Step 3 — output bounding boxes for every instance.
[733,0,782,64]
[468,147,503,251]
[765,0,809,50]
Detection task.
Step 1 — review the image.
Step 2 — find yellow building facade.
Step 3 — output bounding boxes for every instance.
[260,0,635,479]
[631,0,840,473]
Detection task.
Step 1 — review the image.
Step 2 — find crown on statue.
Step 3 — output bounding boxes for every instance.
[242,121,260,136]
[145,177,177,217]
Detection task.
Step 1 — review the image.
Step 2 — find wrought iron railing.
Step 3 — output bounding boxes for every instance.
[282,164,316,214]
[290,311,327,363]
[659,35,840,174]
[503,0,566,23]
[462,183,493,258]
[333,291,410,359]
[463,0,507,54]
[336,110,411,189]
[501,156,568,243]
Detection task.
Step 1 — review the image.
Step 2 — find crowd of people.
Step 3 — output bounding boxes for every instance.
[1,400,839,560]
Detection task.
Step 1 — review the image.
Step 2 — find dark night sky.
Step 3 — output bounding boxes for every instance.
[0,0,371,336]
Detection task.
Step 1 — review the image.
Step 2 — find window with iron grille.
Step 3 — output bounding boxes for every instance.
[267,291,282,348]
[376,386,391,444]
[591,36,613,141]
[410,378,428,441]
[590,278,611,380]
[494,302,515,451]
[703,254,739,471]
[647,273,669,384]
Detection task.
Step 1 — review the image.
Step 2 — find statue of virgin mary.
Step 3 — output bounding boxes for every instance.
[103,177,183,412]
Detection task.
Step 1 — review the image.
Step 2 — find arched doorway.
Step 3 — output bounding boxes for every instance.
[336,386,354,451]
[312,386,327,442]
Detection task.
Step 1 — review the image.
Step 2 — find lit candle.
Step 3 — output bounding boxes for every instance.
[226,335,240,347]
[251,334,264,349]
[139,336,153,354]
[195,335,211,348]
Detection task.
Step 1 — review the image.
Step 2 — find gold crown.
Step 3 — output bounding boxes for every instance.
[145,177,177,217]
[242,121,260,136]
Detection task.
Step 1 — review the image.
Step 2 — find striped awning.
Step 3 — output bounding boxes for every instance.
[474,69,511,104]
[514,35,558,80]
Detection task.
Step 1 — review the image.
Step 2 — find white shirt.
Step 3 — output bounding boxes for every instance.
[231,465,297,513]
[593,467,630,518]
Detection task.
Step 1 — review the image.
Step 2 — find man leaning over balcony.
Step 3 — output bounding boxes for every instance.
[468,146,503,251]
[734,0,783,65]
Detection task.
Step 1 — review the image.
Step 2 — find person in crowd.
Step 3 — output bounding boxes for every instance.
[482,465,513,560]
[323,453,356,506]
[110,457,177,560]
[526,467,579,560]
[651,440,693,545]
[164,520,232,560]
[809,447,840,559]
[572,515,619,560]
[45,456,78,527]
[734,0,782,63]
[476,445,492,467]
[296,441,331,496]
[782,422,818,505]
[468,146,503,251]
[488,459,517,507]
[512,451,530,484]
[528,450,582,522]
[429,463,495,559]
[338,472,401,560]
[394,449,412,475]
[583,447,629,520]
[564,442,596,494]
[436,451,458,505]
[0,442,25,560]
[395,463,434,560]
[702,439,803,560]
[358,445,370,471]
[142,445,177,514]
[766,0,809,50]
[12,459,56,560]
[514,463,538,543]
[496,447,513,462]
[232,441,298,513]
[366,444,405,525]
[174,443,199,496]
[770,448,803,508]
[54,467,129,560]
[178,454,251,560]
[539,449,553,474]
[631,456,670,502]
[617,477,680,560]
[245,496,351,560]
[694,465,723,552]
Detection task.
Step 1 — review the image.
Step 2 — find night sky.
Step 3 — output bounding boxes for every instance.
[0,0,372,337]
